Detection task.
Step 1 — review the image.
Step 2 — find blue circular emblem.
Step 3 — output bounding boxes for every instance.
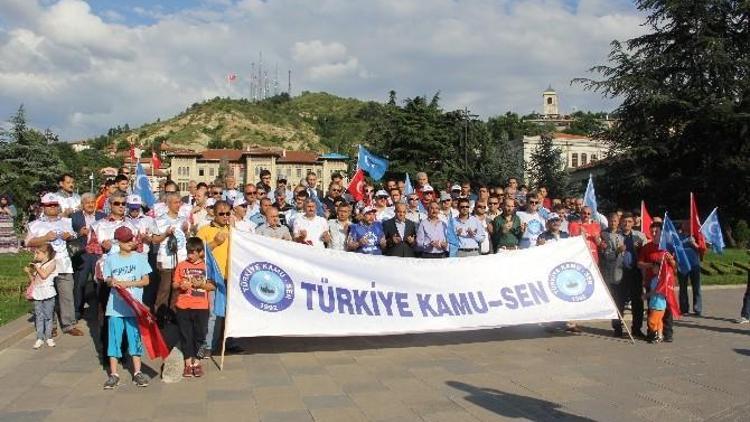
[238,262,294,312]
[548,262,595,302]
[527,219,544,236]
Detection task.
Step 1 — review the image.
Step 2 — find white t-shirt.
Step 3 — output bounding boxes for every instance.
[92,217,138,255]
[55,191,81,214]
[154,213,188,269]
[375,207,395,222]
[126,214,157,254]
[293,215,330,248]
[30,260,57,300]
[234,219,257,234]
[26,217,75,274]
[517,211,547,248]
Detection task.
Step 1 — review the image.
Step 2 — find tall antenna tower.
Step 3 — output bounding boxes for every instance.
[273,63,280,96]
[249,62,256,101]
[288,69,292,96]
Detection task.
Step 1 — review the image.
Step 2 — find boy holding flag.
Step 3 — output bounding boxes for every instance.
[102,226,152,389]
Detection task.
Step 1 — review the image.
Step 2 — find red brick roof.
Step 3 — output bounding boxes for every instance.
[200,149,245,161]
[277,151,319,164]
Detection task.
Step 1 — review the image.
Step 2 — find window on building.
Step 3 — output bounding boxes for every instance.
[199,168,204,177]
[591,154,598,162]
[571,153,579,168]
[547,97,553,105]
[581,153,588,166]
[296,167,302,178]
[209,168,215,177]
[186,167,190,176]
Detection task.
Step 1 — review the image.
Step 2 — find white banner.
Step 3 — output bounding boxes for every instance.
[225,232,618,338]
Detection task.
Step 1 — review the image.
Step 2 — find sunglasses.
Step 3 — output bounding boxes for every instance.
[408,197,419,201]
[217,212,231,216]
[211,191,222,195]
[528,201,539,205]
[165,190,177,194]
[111,201,126,207]
[42,203,59,207]
[459,206,470,209]
[244,191,257,195]
[475,205,487,209]
[489,202,499,205]
[331,189,342,192]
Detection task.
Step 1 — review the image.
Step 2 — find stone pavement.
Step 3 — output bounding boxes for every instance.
[0,287,748,422]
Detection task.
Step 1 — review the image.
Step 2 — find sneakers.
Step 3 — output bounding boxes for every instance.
[103,374,120,390]
[192,364,204,378]
[183,365,194,378]
[133,371,150,387]
[46,339,56,347]
[65,327,84,337]
[33,339,44,349]
[737,317,750,324]
[196,346,211,360]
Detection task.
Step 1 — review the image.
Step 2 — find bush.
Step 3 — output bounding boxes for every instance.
[734,219,750,248]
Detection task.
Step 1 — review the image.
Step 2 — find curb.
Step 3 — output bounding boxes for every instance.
[0,312,33,352]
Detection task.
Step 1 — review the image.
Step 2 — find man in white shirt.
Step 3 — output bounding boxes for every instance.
[328,202,352,251]
[438,192,459,223]
[55,173,81,217]
[373,190,394,222]
[293,199,331,248]
[231,197,257,233]
[151,193,189,320]
[516,192,547,249]
[405,193,425,224]
[125,195,156,255]
[25,193,84,336]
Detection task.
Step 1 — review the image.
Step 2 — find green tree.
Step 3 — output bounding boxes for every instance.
[526,134,569,197]
[562,111,606,137]
[0,106,66,209]
[576,0,750,222]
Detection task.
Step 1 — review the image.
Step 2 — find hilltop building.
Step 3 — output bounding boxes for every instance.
[526,86,616,131]
[168,147,348,194]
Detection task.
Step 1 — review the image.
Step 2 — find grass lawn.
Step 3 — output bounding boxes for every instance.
[0,252,32,327]
[701,248,750,285]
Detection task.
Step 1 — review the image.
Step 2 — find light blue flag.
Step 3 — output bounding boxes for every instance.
[700,207,725,254]
[583,174,597,216]
[444,217,460,258]
[357,145,388,181]
[205,244,226,317]
[134,162,156,208]
[658,213,692,274]
[308,188,326,217]
[404,173,415,196]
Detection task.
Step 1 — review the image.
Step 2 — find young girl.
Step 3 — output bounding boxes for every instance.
[23,244,57,349]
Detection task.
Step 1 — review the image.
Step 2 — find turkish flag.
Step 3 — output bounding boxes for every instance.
[151,151,161,170]
[654,257,681,319]
[113,286,170,359]
[347,168,366,202]
[641,200,653,240]
[690,193,707,259]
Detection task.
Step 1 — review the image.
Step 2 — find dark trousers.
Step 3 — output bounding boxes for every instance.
[176,308,209,360]
[421,252,447,259]
[622,268,644,332]
[73,253,99,320]
[740,271,750,319]
[608,282,625,331]
[156,268,176,321]
[678,266,702,314]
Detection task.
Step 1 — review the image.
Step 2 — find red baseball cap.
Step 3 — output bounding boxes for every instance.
[114,226,135,243]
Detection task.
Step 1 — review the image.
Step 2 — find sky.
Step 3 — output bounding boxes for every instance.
[0,0,645,141]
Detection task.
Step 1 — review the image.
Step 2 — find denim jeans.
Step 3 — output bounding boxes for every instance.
[34,298,55,340]
[678,266,702,314]
[204,290,218,351]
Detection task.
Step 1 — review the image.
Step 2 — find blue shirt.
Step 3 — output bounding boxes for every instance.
[648,277,667,311]
[454,215,486,249]
[417,218,448,254]
[348,222,384,255]
[104,252,152,317]
[679,234,701,268]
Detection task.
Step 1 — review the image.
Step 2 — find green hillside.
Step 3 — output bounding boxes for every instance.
[90,91,381,155]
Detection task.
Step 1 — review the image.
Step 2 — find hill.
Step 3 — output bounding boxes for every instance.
[87,91,381,156]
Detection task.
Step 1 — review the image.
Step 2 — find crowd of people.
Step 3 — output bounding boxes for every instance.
[14,167,750,390]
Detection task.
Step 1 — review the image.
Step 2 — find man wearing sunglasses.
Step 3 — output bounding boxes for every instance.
[26,193,84,337]
[516,192,546,249]
[453,198,486,257]
[486,194,502,221]
[322,182,344,220]
[472,201,492,255]
[241,183,261,220]
[223,175,241,205]
[405,193,425,224]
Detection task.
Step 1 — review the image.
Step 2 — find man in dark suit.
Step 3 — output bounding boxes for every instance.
[70,193,106,320]
[383,203,417,257]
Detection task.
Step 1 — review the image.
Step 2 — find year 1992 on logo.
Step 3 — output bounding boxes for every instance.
[547,262,595,302]
[239,261,295,312]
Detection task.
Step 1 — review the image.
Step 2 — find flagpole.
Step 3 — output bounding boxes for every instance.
[218,227,232,371]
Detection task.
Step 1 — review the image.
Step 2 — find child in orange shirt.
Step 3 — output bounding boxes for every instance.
[172,237,214,378]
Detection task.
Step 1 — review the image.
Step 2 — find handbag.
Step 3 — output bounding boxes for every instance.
[66,238,85,259]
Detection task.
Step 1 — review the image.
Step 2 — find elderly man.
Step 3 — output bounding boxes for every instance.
[241,183,261,220]
[56,173,81,217]
[231,197,256,233]
[249,197,273,227]
[26,193,84,336]
[181,180,198,205]
[569,206,603,265]
[70,193,106,320]
[453,198,486,257]
[293,199,331,248]
[347,206,386,254]
[373,190,394,222]
[438,192,458,223]
[405,193,425,224]
[305,172,324,199]
[473,201,492,255]
[151,193,189,322]
[417,202,449,258]
[328,202,352,251]
[383,203,417,257]
[196,200,232,356]
[256,207,293,241]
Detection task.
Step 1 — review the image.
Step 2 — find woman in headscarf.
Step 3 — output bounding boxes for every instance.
[0,194,19,253]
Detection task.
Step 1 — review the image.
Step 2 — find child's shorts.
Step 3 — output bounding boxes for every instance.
[107,316,144,358]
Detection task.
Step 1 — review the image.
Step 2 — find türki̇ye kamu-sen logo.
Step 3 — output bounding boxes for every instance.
[239,262,295,312]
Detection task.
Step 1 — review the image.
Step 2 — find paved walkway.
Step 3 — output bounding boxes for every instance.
[0,287,748,422]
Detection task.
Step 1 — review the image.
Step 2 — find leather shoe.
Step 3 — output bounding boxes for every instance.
[66,327,85,336]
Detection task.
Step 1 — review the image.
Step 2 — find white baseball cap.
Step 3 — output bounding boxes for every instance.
[451,184,461,191]
[375,189,389,198]
[126,194,142,206]
[40,193,59,205]
[421,185,434,193]
[363,206,377,214]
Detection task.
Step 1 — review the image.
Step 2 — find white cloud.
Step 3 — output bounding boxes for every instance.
[0,0,645,140]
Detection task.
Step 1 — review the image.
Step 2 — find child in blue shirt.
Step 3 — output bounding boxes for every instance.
[102,226,152,389]
[645,276,667,343]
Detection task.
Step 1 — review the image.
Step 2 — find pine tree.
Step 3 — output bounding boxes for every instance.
[527,134,569,197]
[576,0,750,222]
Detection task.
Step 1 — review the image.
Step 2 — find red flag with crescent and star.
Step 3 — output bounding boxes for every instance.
[690,193,707,260]
[654,257,681,320]
[151,151,161,170]
[641,200,653,240]
[113,286,170,359]
[347,168,366,202]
